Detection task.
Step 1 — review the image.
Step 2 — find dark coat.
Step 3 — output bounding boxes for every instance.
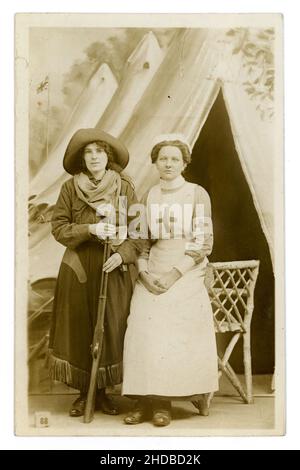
[49,175,142,391]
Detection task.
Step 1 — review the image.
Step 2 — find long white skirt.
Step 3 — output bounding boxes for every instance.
[122,261,219,397]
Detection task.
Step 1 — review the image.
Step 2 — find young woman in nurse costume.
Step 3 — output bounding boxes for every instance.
[122,134,218,427]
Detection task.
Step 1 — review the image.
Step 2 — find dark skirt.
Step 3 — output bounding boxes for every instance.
[49,240,133,392]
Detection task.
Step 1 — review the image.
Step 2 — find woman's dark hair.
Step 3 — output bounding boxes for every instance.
[78,140,123,174]
[150,140,191,165]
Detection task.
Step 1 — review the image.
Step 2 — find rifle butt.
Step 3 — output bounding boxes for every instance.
[83,359,100,423]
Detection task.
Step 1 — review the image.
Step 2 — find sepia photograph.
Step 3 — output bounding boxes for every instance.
[15,12,284,436]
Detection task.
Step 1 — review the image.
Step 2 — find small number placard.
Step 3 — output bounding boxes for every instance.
[34,411,51,428]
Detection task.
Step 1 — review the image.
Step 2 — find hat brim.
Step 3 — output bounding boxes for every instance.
[63,128,129,175]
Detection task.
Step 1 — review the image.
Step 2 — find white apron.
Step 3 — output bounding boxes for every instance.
[122,180,218,397]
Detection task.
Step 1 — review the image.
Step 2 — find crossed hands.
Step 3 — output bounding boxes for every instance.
[140,268,181,295]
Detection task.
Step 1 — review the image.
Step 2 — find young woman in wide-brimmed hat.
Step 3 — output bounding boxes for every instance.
[122,134,219,427]
[48,128,142,417]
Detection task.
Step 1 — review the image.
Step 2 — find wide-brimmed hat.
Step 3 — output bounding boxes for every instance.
[63,128,129,175]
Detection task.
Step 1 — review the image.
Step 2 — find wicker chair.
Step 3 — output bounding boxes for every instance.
[205,260,260,404]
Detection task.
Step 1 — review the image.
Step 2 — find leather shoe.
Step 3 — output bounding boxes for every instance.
[152,409,171,427]
[124,400,149,425]
[69,395,86,417]
[97,392,119,415]
[192,394,210,416]
[152,399,171,427]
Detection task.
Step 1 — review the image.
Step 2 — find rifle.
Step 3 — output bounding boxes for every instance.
[84,238,111,423]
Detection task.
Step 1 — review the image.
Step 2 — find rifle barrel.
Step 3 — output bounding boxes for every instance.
[83,238,111,423]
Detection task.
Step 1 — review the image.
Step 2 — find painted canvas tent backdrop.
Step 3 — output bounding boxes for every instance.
[118,29,274,261]
[97,31,164,137]
[29,29,275,373]
[30,63,118,198]
[30,31,164,208]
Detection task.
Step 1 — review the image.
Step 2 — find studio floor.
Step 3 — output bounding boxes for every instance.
[26,375,276,436]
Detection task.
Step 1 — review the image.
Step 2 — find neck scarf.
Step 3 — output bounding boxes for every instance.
[73,170,121,213]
